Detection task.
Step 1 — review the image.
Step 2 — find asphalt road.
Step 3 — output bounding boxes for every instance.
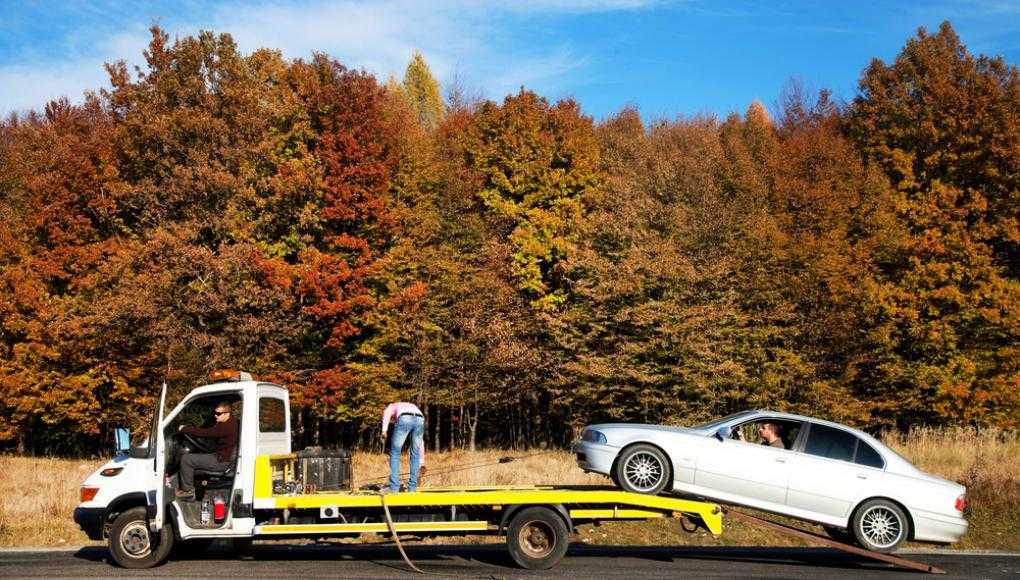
[2,544,1018,579]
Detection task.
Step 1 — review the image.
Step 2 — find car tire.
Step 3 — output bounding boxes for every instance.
[506,507,569,570]
[851,499,910,553]
[613,444,671,495]
[822,524,854,544]
[108,507,175,569]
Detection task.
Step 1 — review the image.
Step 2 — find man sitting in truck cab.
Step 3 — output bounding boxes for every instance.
[175,400,239,500]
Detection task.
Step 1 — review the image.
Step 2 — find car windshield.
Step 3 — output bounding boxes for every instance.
[694,410,757,431]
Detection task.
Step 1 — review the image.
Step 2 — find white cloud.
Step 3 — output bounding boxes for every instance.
[0,0,658,115]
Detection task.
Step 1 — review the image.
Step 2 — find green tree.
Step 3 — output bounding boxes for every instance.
[462,90,602,310]
[402,51,445,130]
[848,21,1020,427]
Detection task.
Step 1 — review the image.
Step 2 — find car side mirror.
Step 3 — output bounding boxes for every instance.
[114,426,131,453]
[714,426,731,442]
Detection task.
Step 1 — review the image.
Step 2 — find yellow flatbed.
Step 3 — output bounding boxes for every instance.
[251,455,722,543]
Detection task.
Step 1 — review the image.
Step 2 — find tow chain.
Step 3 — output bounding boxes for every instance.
[379,492,425,574]
[361,450,559,486]
[374,450,559,576]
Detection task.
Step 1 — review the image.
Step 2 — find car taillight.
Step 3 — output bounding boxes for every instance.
[80,487,99,502]
[954,494,966,512]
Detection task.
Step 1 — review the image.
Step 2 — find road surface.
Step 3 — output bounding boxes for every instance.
[1,544,1017,578]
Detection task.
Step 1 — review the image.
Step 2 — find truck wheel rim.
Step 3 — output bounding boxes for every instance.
[860,506,902,549]
[518,520,554,558]
[120,522,152,558]
[624,452,663,491]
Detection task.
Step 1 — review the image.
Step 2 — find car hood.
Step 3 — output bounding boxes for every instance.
[586,423,708,436]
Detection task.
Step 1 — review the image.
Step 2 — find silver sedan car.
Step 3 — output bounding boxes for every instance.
[572,410,968,552]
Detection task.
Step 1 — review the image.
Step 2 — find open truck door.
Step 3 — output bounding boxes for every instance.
[151,382,168,533]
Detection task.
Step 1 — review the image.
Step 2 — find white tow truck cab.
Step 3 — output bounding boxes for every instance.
[74,371,724,570]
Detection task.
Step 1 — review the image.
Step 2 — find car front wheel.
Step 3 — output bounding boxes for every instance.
[614,444,671,495]
[851,499,910,553]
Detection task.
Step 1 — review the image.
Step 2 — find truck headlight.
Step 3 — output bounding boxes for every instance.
[582,429,608,444]
[80,487,99,502]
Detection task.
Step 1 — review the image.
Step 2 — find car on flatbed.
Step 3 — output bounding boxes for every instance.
[572,409,968,552]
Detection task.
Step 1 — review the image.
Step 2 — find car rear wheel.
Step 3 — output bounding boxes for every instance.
[614,444,671,495]
[851,499,909,553]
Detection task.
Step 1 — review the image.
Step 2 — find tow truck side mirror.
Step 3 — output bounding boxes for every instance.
[714,426,731,442]
[114,427,131,453]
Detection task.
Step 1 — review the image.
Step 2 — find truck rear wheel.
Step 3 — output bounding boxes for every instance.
[108,507,174,569]
[506,507,569,570]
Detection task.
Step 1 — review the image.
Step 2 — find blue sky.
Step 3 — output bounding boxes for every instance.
[2,1,1019,120]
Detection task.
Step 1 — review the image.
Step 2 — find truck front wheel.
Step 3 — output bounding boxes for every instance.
[108,507,175,569]
[506,507,569,570]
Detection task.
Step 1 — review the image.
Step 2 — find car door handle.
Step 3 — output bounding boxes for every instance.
[774,457,786,463]
[857,474,868,479]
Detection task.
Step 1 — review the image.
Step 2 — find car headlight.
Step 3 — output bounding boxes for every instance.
[582,429,608,444]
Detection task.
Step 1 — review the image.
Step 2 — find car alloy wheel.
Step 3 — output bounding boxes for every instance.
[624,451,663,491]
[859,505,903,549]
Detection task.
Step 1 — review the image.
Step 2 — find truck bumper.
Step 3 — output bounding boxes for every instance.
[73,507,107,541]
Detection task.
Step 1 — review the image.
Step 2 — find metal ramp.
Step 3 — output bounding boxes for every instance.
[724,507,945,574]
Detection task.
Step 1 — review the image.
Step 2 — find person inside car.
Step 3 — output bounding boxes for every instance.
[759,421,785,448]
[736,420,786,449]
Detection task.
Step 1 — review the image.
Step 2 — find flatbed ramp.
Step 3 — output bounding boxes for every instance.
[249,455,942,573]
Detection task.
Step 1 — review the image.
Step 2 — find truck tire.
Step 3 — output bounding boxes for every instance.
[506,507,569,570]
[613,444,671,495]
[108,506,175,569]
[851,499,910,553]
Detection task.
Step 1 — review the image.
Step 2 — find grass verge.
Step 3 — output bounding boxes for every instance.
[1,428,1016,551]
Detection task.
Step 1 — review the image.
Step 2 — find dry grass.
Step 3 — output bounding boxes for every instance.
[0,456,105,547]
[883,428,1020,550]
[2,428,1017,550]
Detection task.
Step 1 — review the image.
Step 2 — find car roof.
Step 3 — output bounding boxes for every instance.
[742,409,887,446]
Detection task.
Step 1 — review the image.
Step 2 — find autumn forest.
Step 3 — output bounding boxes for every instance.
[1,22,1017,454]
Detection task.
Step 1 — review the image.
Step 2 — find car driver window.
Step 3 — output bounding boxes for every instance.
[733,420,800,449]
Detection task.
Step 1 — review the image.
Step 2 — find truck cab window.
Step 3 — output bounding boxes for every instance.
[259,397,286,432]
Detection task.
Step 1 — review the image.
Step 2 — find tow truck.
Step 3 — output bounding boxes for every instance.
[74,371,949,574]
[73,371,723,570]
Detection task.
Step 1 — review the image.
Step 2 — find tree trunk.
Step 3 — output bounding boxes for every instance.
[469,403,478,452]
[433,405,441,452]
[448,406,454,450]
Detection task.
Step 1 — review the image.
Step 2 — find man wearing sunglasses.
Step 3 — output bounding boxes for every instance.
[175,401,239,500]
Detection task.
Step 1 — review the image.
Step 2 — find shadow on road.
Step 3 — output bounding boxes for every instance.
[71,542,913,574]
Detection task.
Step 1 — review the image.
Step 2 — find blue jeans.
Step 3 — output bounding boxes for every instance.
[389,414,425,492]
